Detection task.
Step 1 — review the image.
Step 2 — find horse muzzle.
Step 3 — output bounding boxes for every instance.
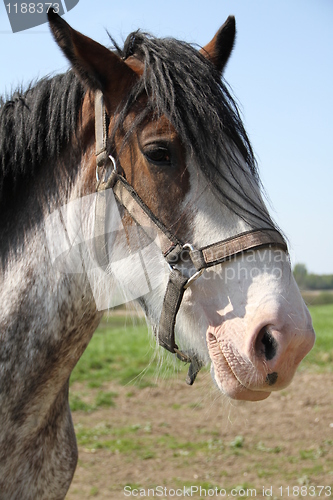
[206,299,315,401]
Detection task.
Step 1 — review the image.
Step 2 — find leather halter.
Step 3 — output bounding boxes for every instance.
[94,90,288,385]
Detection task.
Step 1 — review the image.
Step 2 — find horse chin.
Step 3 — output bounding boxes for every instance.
[207,330,271,402]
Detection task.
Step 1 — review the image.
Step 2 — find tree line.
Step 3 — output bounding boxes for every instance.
[293,264,333,290]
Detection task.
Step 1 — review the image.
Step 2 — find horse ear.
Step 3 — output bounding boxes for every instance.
[47,9,137,100]
[200,16,236,75]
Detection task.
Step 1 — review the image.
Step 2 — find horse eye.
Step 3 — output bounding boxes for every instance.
[144,146,172,166]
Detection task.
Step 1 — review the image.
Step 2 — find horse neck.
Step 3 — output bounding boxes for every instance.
[0,111,102,424]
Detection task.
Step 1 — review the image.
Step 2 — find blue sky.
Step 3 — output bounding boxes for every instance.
[1,0,332,273]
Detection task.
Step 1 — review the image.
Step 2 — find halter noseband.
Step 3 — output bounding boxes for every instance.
[94,90,288,385]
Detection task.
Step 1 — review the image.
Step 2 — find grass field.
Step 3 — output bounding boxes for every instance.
[67,304,333,498]
[68,313,191,412]
[300,304,333,371]
[69,304,333,396]
[68,304,333,415]
[69,314,189,393]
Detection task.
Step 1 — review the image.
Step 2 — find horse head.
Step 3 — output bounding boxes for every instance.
[48,10,315,402]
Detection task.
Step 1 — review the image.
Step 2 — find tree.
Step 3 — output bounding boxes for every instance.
[293,263,308,289]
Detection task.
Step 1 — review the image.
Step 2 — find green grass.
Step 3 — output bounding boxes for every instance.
[69,303,333,395]
[300,304,333,371]
[69,315,189,390]
[69,391,118,412]
[74,420,246,458]
[73,418,333,486]
[67,305,333,493]
[69,316,153,388]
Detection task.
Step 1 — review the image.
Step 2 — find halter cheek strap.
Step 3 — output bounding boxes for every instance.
[93,90,288,385]
[95,91,109,169]
[95,161,204,383]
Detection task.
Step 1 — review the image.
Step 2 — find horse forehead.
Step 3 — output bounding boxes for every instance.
[139,115,178,140]
[143,115,177,136]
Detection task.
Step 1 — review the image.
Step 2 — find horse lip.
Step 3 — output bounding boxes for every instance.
[207,329,271,401]
[212,334,245,390]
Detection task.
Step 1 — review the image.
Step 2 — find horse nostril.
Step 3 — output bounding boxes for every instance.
[256,327,277,361]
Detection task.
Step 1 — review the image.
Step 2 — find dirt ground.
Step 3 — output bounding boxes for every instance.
[67,371,333,499]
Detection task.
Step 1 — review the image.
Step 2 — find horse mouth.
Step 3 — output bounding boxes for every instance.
[207,331,271,402]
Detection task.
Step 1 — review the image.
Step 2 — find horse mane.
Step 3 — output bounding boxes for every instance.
[0,71,85,207]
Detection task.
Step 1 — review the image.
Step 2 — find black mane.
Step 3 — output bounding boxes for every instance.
[0,71,84,207]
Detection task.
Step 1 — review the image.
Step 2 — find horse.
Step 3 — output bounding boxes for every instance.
[0,8,315,499]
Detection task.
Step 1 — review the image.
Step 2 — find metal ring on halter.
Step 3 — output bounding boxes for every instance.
[183,268,204,289]
[108,155,117,172]
[182,243,194,252]
[167,243,204,290]
[182,243,204,289]
[96,155,117,183]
